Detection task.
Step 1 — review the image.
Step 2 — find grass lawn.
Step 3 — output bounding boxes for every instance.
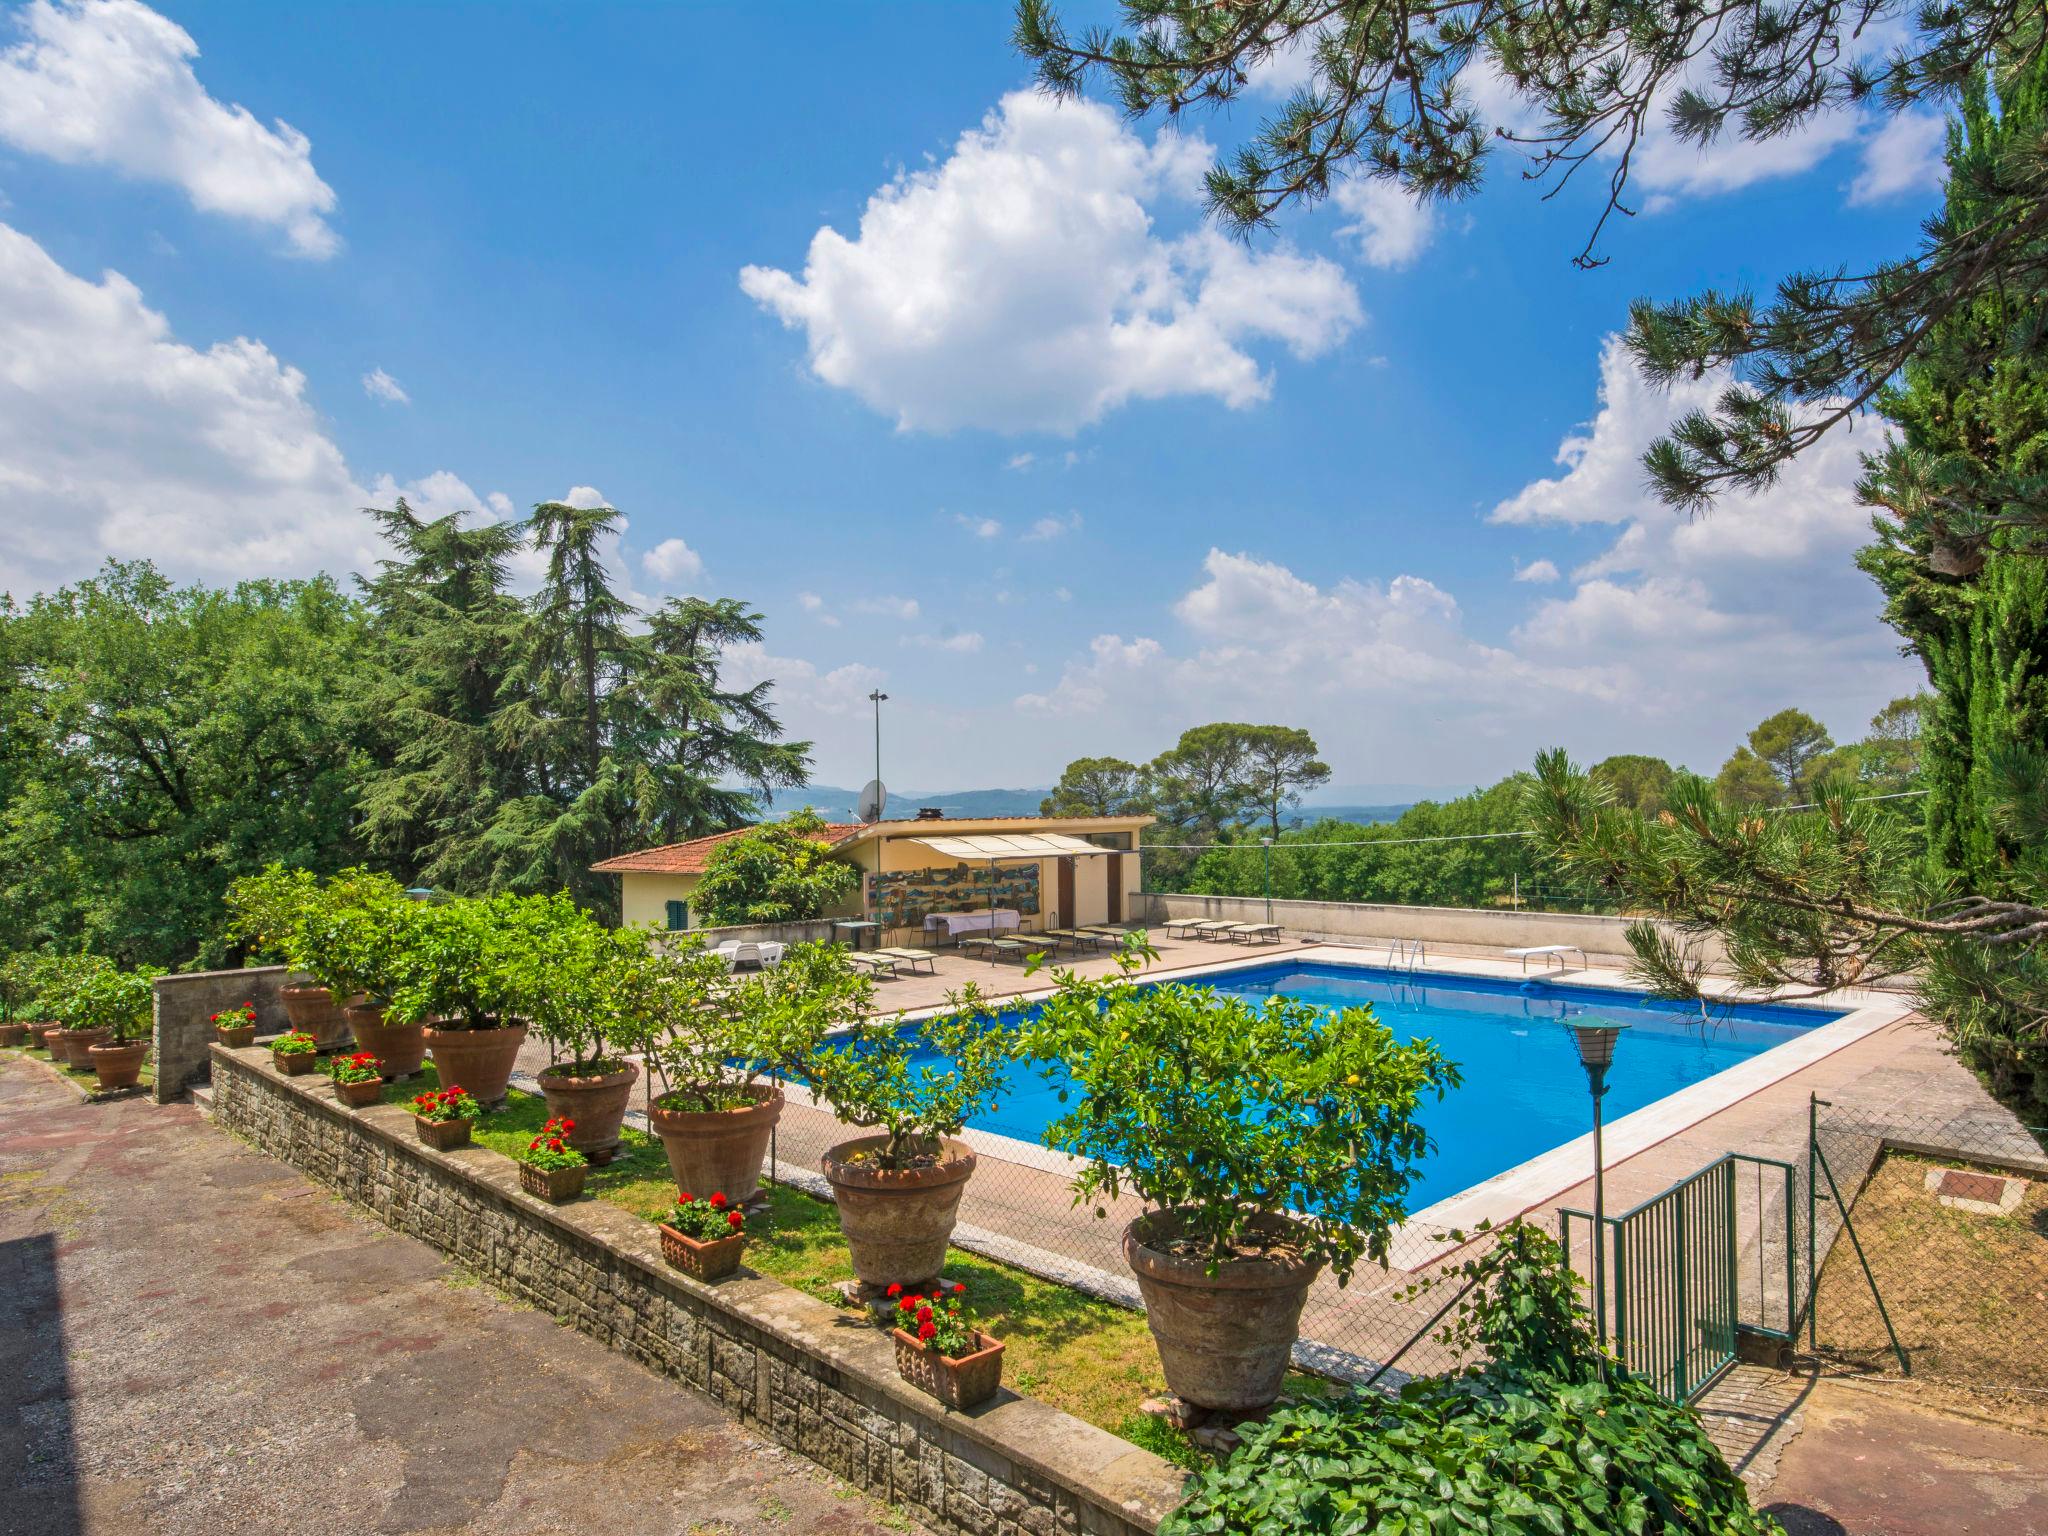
[376,1069,1321,1461]
[1812,1150,2048,1400]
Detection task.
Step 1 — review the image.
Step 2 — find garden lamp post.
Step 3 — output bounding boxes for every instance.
[1565,1017,1630,1355]
[867,689,888,791]
[1260,836,1274,924]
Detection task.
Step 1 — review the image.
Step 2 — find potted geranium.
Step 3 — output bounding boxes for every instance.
[642,939,811,1204]
[383,895,530,1108]
[889,1281,1004,1410]
[410,1085,481,1149]
[69,966,154,1092]
[224,866,349,1050]
[764,955,1011,1294]
[327,1050,385,1108]
[511,896,644,1164]
[212,1002,259,1048]
[655,1191,747,1281]
[515,1115,588,1202]
[296,870,424,1077]
[1020,945,1458,1414]
[271,1029,320,1075]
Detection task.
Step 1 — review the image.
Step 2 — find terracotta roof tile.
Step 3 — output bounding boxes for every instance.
[590,822,863,875]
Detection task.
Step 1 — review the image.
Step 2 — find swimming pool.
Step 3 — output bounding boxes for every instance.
[913,959,1845,1212]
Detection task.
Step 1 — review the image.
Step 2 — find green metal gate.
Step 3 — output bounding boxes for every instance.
[1561,1153,1797,1401]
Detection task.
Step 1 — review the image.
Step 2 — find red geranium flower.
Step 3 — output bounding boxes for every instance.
[917,1320,936,1341]
[678,1192,693,1204]
[886,1283,902,1297]
[898,1295,916,1312]
[952,1282,966,1294]
[726,1210,743,1228]
[710,1192,727,1209]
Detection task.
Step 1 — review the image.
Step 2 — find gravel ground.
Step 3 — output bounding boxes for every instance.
[0,1056,929,1536]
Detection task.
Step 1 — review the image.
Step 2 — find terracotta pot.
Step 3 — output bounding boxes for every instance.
[893,1328,1005,1410]
[87,1038,148,1091]
[658,1223,745,1282]
[273,1049,319,1076]
[820,1135,976,1292]
[519,1162,588,1203]
[59,1027,111,1068]
[649,1085,783,1202]
[1122,1210,1323,1413]
[40,1025,66,1057]
[344,1003,426,1079]
[333,1076,383,1109]
[0,1023,28,1047]
[413,1115,473,1151]
[537,1061,639,1165]
[215,1024,258,1049]
[422,1021,527,1108]
[279,984,354,1050]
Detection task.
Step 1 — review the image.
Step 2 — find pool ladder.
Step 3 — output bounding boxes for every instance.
[1384,938,1427,975]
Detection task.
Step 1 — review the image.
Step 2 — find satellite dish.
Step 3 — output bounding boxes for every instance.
[858,779,888,823]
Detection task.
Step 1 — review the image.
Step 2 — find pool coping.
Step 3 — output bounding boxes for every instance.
[854,943,1917,1270]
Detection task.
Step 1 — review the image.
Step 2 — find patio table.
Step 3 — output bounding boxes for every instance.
[923,909,1021,940]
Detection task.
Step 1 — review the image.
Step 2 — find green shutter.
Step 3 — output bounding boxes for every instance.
[665,900,689,931]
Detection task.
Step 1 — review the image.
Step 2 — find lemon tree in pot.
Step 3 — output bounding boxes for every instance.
[45,954,117,1067]
[295,870,424,1077]
[69,966,154,1092]
[224,866,349,1050]
[382,895,529,1107]
[0,953,41,1047]
[642,938,788,1202]
[1021,948,1457,1415]
[514,895,647,1165]
[766,955,1012,1295]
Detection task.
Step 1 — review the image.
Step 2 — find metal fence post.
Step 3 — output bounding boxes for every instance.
[1806,1092,1819,1350]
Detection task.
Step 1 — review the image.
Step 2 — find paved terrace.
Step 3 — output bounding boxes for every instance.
[0,1059,926,1536]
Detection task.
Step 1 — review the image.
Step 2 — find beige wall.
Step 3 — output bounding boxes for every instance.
[620,872,702,932]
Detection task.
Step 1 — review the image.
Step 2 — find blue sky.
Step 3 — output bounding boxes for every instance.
[0,1,1936,794]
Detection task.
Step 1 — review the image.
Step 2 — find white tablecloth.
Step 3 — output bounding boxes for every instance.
[923,909,1021,938]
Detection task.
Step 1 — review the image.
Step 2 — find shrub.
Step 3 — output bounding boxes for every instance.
[491,893,650,1074]
[381,894,526,1030]
[757,947,1011,1170]
[292,869,415,1003]
[222,866,322,967]
[15,952,115,1026]
[692,810,859,924]
[62,967,154,1042]
[1165,1224,1780,1536]
[1020,942,1457,1278]
[640,937,763,1112]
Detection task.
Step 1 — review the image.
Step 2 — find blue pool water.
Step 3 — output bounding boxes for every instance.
[916,960,1844,1211]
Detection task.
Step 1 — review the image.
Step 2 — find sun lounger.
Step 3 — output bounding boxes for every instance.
[1162,918,1211,938]
[846,952,899,978]
[1081,925,1131,940]
[874,946,937,975]
[1042,927,1109,952]
[1175,920,1236,940]
[1225,923,1283,944]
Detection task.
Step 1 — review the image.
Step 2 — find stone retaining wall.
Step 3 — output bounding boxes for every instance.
[208,1045,1183,1536]
[152,965,292,1104]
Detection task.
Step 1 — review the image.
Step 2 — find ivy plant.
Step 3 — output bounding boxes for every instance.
[1166,1223,1781,1536]
[1018,943,1457,1280]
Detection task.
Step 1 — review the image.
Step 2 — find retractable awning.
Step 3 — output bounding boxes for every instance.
[907,831,1110,860]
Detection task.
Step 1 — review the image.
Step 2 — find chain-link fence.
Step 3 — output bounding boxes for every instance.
[761,1089,1498,1386]
[1802,1099,2048,1396]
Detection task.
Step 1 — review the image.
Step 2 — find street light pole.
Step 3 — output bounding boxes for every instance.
[1260,836,1274,924]
[867,689,888,792]
[1565,1018,1630,1363]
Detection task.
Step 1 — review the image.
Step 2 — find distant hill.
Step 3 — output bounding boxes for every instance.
[1290,804,1413,827]
[757,784,1052,820]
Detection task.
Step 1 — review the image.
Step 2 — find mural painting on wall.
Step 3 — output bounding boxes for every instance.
[872,864,1041,928]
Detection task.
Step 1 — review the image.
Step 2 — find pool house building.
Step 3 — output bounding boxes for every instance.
[593,810,1154,946]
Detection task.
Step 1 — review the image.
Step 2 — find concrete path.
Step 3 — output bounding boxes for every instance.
[0,1057,926,1536]
[1759,1378,2048,1534]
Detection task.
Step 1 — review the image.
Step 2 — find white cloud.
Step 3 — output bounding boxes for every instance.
[1332,178,1437,269]
[561,484,609,509]
[739,90,1361,433]
[362,367,409,405]
[1005,452,1035,471]
[1850,111,1947,205]
[485,491,515,519]
[851,594,920,621]
[1022,512,1082,542]
[908,630,985,654]
[798,590,825,610]
[954,513,1002,539]
[642,536,704,585]
[0,0,339,257]
[363,470,497,522]
[1513,558,1560,584]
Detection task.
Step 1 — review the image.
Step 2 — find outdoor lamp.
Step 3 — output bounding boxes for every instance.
[1563,1016,1630,1354]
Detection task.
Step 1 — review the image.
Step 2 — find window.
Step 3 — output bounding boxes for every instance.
[1083,831,1132,851]
[665,899,689,931]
